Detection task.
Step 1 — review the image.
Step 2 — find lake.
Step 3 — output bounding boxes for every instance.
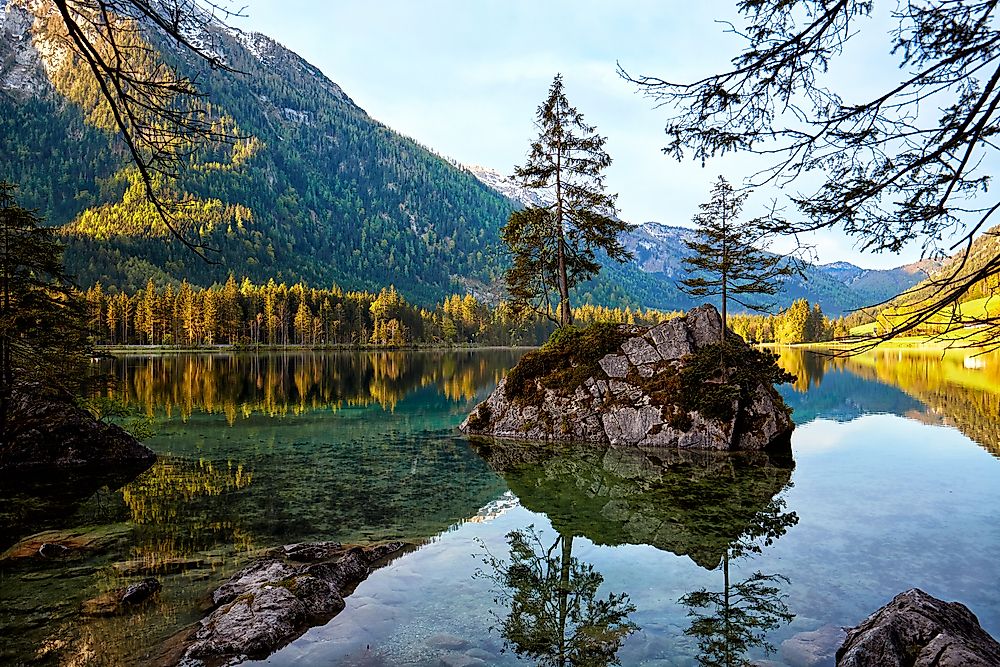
[1,347,998,666]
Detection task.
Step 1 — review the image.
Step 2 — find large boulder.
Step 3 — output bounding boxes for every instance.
[461,304,793,451]
[178,541,409,664]
[0,387,155,471]
[837,588,1000,666]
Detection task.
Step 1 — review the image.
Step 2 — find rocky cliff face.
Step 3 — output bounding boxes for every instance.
[461,305,794,451]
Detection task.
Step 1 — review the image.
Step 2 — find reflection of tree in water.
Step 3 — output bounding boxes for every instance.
[680,497,798,667]
[775,348,826,393]
[477,526,638,667]
[122,457,256,559]
[102,350,519,421]
[472,439,797,570]
[776,347,1000,457]
[471,439,800,665]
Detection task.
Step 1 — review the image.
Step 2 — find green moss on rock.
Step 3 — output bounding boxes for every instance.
[504,323,630,405]
[676,339,794,422]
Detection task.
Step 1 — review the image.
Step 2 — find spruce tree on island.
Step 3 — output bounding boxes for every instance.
[681,176,800,344]
[502,74,632,327]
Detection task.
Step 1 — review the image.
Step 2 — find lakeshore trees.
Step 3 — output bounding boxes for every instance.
[503,74,632,327]
[623,0,1000,345]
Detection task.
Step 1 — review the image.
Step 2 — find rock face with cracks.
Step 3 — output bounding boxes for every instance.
[836,588,1000,667]
[461,304,793,451]
[178,541,408,664]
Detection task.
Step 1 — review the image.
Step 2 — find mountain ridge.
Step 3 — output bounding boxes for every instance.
[464,165,939,315]
[0,1,936,315]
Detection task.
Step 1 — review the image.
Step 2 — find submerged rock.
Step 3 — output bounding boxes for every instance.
[836,588,1000,666]
[461,304,793,451]
[81,577,162,616]
[782,624,846,667]
[178,541,409,664]
[0,387,155,471]
[1,524,133,564]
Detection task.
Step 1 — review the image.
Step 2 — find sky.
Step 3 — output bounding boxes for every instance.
[233,1,936,270]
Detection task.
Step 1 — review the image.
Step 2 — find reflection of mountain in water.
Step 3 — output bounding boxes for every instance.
[776,348,1000,457]
[777,368,923,424]
[471,439,794,570]
[104,350,522,420]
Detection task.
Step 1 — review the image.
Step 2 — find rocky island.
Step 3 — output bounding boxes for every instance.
[461,304,794,451]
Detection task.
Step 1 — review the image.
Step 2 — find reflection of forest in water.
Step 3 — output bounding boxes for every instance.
[473,439,798,666]
[1,353,521,667]
[101,349,522,420]
[776,347,1000,456]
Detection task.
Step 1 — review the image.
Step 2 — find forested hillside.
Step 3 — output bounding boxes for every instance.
[0,0,514,304]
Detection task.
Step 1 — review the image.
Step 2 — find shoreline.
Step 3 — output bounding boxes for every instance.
[760,337,995,353]
[96,344,538,356]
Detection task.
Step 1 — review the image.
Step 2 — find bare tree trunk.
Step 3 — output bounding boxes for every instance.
[555,130,572,327]
[720,190,728,379]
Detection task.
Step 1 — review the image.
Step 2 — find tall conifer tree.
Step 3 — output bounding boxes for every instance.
[681,177,800,343]
[502,74,631,326]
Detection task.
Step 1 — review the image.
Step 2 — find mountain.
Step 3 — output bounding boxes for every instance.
[0,0,514,304]
[465,165,936,315]
[0,1,934,314]
[815,259,941,303]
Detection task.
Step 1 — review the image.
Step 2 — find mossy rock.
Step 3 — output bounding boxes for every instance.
[504,323,630,406]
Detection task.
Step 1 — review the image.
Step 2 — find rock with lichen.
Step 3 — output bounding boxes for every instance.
[460,304,794,451]
[836,588,1000,666]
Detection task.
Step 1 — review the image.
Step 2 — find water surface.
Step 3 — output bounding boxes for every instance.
[1,347,998,666]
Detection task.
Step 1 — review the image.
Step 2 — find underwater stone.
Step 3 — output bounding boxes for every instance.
[182,541,407,663]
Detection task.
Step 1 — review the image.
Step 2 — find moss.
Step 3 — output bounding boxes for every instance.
[675,339,795,422]
[502,323,794,428]
[504,323,629,406]
[466,404,492,431]
[627,338,794,428]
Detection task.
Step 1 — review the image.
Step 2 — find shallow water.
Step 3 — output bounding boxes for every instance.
[1,347,999,666]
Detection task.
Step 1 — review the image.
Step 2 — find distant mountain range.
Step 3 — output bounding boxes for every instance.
[0,0,936,315]
[464,165,941,315]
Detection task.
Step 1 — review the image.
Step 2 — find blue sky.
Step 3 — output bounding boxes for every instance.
[234,1,929,270]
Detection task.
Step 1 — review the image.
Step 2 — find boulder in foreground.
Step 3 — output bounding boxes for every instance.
[461,304,794,451]
[837,588,1000,667]
[176,541,409,664]
[0,387,155,472]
